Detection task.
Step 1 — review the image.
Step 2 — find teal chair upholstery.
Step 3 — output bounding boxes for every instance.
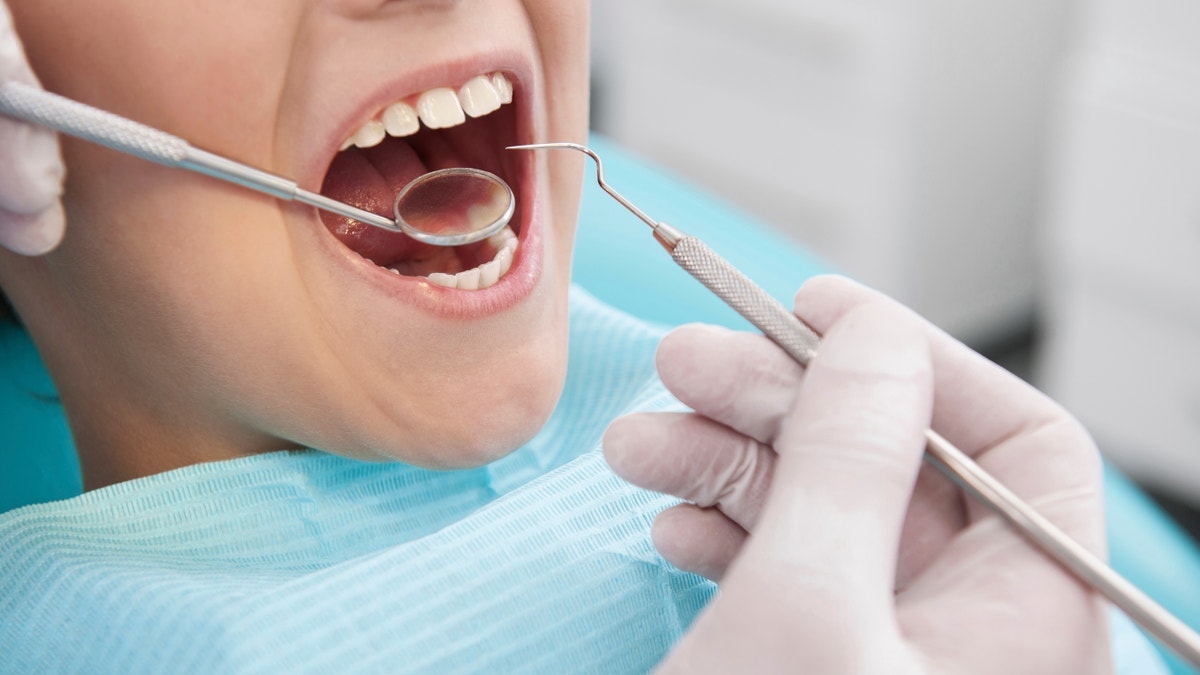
[0,322,81,510]
[2,134,1198,674]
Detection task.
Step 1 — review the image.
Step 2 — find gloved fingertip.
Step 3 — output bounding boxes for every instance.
[654,322,732,382]
[650,512,696,571]
[791,274,882,336]
[0,125,66,214]
[600,415,640,471]
[651,505,741,581]
[792,273,858,305]
[656,322,730,355]
[0,202,66,256]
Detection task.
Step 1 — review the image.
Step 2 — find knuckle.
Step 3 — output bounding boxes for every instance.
[715,436,773,512]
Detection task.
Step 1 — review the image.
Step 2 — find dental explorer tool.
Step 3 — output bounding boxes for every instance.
[0,81,513,247]
[508,141,1200,669]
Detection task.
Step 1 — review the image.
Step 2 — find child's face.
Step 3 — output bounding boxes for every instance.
[3,1,590,482]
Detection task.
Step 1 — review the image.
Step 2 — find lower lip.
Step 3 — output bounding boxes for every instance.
[313,153,543,319]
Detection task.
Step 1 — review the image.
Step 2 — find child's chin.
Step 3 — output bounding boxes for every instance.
[397,419,548,469]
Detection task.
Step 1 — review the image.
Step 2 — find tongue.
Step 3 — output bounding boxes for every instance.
[319,138,442,265]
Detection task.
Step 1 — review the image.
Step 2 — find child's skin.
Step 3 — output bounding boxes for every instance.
[0,0,591,489]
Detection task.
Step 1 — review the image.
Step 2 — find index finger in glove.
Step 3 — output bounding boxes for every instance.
[654,323,806,447]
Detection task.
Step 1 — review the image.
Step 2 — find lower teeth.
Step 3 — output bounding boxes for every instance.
[385,226,518,291]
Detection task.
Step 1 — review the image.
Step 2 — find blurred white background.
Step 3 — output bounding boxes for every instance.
[591,0,1200,510]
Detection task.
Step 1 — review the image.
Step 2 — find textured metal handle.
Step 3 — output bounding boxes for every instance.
[0,81,188,165]
[671,235,820,365]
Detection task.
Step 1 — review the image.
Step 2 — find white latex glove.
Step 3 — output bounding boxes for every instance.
[605,275,1111,674]
[0,0,64,255]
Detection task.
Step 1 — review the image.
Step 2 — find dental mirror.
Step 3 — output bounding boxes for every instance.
[392,168,515,246]
[0,81,515,248]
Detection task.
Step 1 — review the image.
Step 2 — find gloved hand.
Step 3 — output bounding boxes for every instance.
[0,0,64,255]
[605,275,1110,674]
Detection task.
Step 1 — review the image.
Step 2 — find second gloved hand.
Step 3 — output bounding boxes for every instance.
[0,0,64,255]
[604,275,1110,673]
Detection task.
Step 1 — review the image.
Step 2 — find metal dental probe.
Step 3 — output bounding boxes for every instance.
[0,81,514,246]
[508,141,1200,668]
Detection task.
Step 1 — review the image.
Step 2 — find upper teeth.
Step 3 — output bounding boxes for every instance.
[340,72,514,151]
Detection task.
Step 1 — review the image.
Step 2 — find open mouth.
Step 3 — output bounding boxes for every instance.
[319,72,522,292]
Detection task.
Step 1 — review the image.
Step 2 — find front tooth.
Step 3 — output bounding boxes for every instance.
[458,76,501,118]
[477,259,501,288]
[495,246,513,276]
[417,88,466,129]
[491,73,513,104]
[382,101,419,137]
[352,120,386,148]
[455,268,480,291]
[427,272,458,289]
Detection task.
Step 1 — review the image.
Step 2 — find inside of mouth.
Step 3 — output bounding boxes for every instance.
[319,103,519,278]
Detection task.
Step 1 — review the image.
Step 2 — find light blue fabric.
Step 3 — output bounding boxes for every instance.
[1,288,710,673]
[0,288,1170,674]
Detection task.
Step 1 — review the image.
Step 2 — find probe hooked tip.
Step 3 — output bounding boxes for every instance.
[506,142,659,229]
